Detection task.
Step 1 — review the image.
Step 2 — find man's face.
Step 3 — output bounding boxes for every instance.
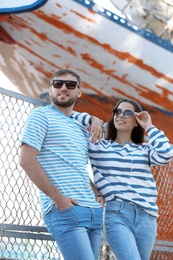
[50,74,82,108]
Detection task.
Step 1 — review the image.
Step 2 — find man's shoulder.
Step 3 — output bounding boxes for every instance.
[31,104,51,114]
[26,105,51,124]
[37,104,51,111]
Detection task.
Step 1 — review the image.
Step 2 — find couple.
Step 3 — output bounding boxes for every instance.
[20,69,173,260]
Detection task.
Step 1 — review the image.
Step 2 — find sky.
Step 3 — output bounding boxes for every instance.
[0,70,21,93]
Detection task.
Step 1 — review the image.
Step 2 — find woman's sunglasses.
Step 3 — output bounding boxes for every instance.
[52,80,80,90]
[113,108,134,118]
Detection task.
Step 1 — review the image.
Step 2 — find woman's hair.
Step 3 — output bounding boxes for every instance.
[106,99,144,144]
[50,69,81,86]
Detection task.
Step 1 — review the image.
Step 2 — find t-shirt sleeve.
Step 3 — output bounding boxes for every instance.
[21,108,48,152]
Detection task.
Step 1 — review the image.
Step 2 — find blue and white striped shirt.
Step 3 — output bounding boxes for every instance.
[71,112,173,217]
[21,104,101,217]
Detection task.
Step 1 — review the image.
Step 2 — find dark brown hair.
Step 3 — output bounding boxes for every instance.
[50,69,81,86]
[106,99,144,144]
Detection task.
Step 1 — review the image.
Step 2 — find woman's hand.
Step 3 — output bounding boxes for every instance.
[134,111,152,131]
[96,194,105,207]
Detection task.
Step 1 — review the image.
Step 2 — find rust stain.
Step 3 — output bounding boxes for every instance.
[24,40,33,47]
[9,10,172,85]
[6,10,173,86]
[0,25,16,44]
[7,16,82,59]
[6,15,28,31]
[5,12,173,115]
[82,81,109,97]
[52,54,61,58]
[7,16,77,56]
[111,87,133,99]
[80,53,135,87]
[0,15,10,23]
[55,3,62,8]
[71,10,96,23]
[81,53,105,70]
[87,8,95,15]
[17,42,59,68]
[155,84,172,97]
[137,83,173,111]
[103,45,173,84]
[80,51,173,105]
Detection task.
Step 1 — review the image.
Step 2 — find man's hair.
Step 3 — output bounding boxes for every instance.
[106,98,144,144]
[50,69,81,86]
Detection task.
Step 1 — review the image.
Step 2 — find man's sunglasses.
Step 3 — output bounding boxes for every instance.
[113,108,134,118]
[52,80,80,90]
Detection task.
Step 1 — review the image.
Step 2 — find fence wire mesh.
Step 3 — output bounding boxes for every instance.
[0,87,172,259]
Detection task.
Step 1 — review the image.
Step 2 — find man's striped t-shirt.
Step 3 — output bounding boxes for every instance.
[21,104,101,217]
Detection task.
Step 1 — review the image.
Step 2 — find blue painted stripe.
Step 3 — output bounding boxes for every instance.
[0,0,48,14]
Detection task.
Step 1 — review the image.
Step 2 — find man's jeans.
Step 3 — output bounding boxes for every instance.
[44,205,103,260]
[104,200,157,260]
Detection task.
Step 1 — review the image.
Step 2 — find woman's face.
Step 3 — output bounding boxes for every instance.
[114,102,138,132]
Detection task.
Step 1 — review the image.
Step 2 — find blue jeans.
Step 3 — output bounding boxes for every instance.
[43,205,103,260]
[104,200,157,260]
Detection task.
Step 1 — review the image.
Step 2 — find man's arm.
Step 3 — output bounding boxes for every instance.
[20,143,78,210]
[90,179,104,207]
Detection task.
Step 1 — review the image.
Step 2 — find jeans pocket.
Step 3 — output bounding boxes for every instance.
[105,200,124,213]
[58,205,74,214]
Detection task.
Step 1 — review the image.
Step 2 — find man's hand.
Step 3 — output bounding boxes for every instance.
[54,193,78,211]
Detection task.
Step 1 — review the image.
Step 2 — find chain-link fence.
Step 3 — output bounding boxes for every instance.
[0,87,173,259]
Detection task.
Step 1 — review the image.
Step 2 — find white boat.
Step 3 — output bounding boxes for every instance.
[0,0,173,139]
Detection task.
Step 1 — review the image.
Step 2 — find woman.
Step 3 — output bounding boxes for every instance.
[87,99,173,260]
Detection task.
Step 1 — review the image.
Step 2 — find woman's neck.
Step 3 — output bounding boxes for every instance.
[115,132,133,145]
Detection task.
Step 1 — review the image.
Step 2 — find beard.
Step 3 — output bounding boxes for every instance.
[51,95,78,108]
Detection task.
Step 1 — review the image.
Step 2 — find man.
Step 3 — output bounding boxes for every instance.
[20,69,103,260]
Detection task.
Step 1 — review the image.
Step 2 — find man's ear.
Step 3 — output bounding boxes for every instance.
[78,88,82,98]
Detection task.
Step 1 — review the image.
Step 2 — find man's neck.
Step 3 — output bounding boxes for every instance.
[52,103,73,117]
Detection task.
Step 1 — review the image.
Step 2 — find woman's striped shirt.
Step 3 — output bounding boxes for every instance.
[71,112,173,217]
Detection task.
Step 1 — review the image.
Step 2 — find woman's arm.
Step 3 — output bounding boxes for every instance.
[146,126,173,165]
[71,111,104,143]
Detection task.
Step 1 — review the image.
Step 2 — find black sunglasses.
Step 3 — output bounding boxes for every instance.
[52,80,80,90]
[113,108,134,118]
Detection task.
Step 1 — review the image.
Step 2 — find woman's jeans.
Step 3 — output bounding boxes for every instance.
[104,200,157,260]
[43,205,103,260]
